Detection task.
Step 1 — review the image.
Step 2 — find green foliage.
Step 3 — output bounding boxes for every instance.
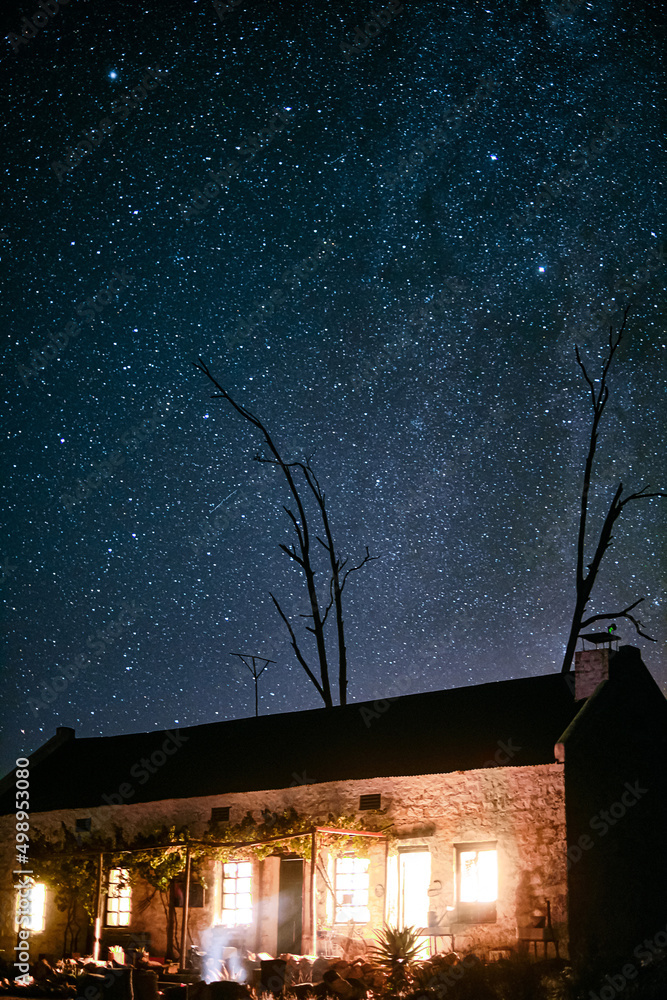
[205,807,389,861]
[370,925,423,993]
[27,809,388,919]
[28,824,194,917]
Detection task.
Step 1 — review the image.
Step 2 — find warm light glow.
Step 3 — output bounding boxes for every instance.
[221,861,253,926]
[15,882,46,932]
[459,849,497,902]
[106,868,131,926]
[335,856,370,923]
[399,851,431,927]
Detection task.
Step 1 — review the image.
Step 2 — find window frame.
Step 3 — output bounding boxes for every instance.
[104,868,132,928]
[219,860,253,927]
[15,882,46,932]
[455,841,497,924]
[334,855,370,925]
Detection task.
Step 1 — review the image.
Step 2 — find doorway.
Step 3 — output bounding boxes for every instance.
[399,849,431,927]
[277,858,304,954]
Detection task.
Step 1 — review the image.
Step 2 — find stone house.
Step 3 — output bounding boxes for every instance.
[1,645,665,975]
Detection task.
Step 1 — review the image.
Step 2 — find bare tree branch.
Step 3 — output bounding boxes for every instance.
[270,593,326,700]
[341,547,378,593]
[194,360,333,706]
[293,460,376,704]
[618,487,667,510]
[561,305,665,671]
[580,598,657,641]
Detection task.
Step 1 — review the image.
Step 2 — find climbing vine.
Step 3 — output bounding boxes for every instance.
[204,806,392,860]
[27,808,390,931]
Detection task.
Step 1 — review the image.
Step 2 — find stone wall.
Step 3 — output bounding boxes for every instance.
[0,763,567,965]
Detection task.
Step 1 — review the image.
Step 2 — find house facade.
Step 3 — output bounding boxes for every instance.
[1,645,665,975]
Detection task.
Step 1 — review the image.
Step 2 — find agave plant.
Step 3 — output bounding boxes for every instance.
[370,925,423,993]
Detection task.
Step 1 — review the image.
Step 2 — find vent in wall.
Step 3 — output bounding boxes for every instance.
[211,806,230,823]
[75,818,91,832]
[359,793,381,811]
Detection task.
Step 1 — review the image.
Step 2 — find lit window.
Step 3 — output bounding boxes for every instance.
[15,883,46,932]
[399,850,431,928]
[221,862,253,926]
[456,843,497,923]
[105,868,131,927]
[335,856,370,924]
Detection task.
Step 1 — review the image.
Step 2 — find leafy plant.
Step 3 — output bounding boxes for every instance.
[205,807,390,861]
[370,925,423,993]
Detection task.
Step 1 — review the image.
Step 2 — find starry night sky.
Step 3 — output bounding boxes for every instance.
[2,0,666,778]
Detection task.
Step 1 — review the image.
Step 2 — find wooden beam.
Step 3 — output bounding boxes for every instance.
[178,845,192,973]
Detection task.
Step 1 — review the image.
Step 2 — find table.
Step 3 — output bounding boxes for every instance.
[416,927,456,956]
[517,925,559,959]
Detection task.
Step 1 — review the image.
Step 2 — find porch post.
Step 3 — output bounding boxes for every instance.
[179,846,192,972]
[383,837,389,925]
[310,830,317,955]
[92,852,104,961]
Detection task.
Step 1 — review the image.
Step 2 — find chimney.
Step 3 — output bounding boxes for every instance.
[574,648,614,701]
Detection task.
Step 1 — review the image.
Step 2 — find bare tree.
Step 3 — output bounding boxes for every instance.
[194,360,375,705]
[561,307,666,672]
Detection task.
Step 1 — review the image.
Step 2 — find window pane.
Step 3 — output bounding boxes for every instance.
[219,861,252,925]
[334,858,370,924]
[106,868,131,927]
[477,851,498,902]
[459,848,497,903]
[15,883,46,933]
[459,851,477,902]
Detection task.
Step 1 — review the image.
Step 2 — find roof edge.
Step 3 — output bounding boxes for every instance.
[0,727,75,795]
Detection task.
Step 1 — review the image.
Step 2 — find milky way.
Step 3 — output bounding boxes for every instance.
[2,0,666,776]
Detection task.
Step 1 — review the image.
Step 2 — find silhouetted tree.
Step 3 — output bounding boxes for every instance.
[194,360,375,705]
[561,307,666,672]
